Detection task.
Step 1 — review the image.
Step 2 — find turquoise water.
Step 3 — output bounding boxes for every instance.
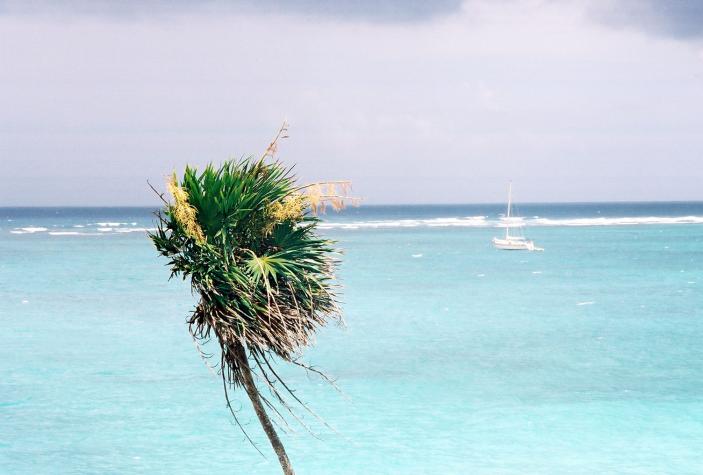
[1,204,703,474]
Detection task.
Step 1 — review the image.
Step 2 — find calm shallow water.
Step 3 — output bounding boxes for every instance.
[1,204,702,474]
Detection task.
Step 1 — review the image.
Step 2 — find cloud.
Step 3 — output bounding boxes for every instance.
[589,0,703,39]
[0,0,464,22]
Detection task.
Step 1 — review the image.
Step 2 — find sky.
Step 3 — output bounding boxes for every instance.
[1,0,703,205]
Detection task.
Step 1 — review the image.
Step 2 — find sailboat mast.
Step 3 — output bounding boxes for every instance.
[505,182,512,239]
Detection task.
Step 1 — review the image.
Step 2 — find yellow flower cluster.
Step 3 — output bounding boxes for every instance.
[265,194,307,235]
[167,174,206,243]
[270,194,306,221]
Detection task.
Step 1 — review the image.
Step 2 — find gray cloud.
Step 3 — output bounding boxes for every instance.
[0,0,464,22]
[4,0,703,37]
[589,0,703,39]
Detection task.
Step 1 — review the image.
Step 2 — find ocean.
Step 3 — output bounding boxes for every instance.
[1,202,702,474]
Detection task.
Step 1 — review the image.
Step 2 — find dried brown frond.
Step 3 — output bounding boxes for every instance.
[298,180,360,215]
[260,120,290,162]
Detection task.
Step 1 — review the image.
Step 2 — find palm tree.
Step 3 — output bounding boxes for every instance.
[149,125,352,475]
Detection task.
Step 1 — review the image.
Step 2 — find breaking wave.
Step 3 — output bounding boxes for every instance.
[531,216,703,226]
[9,223,154,236]
[10,227,49,234]
[6,214,703,236]
[319,215,703,230]
[318,216,490,230]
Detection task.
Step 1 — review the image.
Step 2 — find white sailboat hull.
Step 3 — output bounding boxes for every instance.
[492,237,542,251]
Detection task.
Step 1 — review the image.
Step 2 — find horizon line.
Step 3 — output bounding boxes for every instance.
[2,199,703,209]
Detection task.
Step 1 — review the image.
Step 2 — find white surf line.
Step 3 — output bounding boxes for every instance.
[319,215,703,230]
[11,227,48,234]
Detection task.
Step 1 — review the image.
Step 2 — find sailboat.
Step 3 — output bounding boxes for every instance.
[492,183,543,251]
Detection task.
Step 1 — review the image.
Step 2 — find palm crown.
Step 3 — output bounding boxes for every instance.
[151,159,340,362]
[149,128,351,474]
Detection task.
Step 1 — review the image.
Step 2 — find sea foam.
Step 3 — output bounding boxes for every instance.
[318,215,703,230]
[11,227,48,234]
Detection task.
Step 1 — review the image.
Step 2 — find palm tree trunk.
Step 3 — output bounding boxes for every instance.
[235,345,295,475]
